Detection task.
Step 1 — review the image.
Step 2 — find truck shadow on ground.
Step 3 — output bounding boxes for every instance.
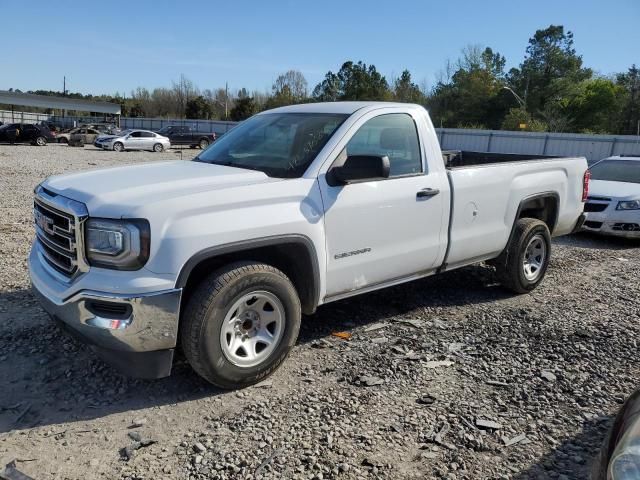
[0,263,509,434]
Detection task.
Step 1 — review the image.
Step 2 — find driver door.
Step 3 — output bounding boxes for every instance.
[319,111,447,298]
[125,131,143,149]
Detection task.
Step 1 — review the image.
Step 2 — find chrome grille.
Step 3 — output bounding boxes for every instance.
[33,187,88,278]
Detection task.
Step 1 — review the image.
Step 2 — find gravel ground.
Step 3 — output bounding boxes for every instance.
[1,143,639,480]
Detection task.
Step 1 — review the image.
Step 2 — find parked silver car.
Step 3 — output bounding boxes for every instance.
[96,129,171,152]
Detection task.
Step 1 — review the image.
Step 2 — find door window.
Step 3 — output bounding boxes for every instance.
[346,114,422,177]
[140,131,154,138]
[130,131,142,138]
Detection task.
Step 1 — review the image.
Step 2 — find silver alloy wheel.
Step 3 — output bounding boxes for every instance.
[113,142,124,152]
[219,291,285,368]
[199,139,209,149]
[153,143,163,152]
[523,234,546,281]
[36,136,46,146]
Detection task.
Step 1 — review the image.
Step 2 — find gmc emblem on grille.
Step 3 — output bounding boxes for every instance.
[34,210,55,234]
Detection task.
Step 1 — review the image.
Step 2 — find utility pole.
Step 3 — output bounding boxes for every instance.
[225,82,228,120]
[63,76,66,121]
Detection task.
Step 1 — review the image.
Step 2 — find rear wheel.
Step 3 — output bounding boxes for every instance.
[153,143,164,152]
[199,138,209,149]
[181,262,301,389]
[493,218,551,293]
[113,142,124,152]
[34,136,47,146]
[58,137,68,144]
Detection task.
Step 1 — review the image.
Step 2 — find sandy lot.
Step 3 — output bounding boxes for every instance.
[1,143,639,479]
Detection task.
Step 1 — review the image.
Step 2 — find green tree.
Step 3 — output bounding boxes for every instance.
[508,25,592,113]
[563,78,623,133]
[185,95,213,119]
[617,65,640,135]
[393,70,425,103]
[230,96,256,121]
[266,70,308,108]
[312,61,391,101]
[428,46,509,128]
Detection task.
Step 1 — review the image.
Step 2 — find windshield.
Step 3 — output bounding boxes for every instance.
[194,113,348,178]
[156,126,172,134]
[590,160,640,184]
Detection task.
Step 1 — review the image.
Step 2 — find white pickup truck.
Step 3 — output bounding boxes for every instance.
[29,102,588,388]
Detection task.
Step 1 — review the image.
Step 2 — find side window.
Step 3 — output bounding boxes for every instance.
[141,131,154,138]
[346,113,422,177]
[130,131,142,138]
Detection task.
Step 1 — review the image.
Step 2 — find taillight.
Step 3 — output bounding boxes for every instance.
[582,170,590,202]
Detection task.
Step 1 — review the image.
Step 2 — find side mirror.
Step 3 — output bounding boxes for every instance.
[327,155,391,186]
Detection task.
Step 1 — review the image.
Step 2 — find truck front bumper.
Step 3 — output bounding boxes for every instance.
[29,246,182,379]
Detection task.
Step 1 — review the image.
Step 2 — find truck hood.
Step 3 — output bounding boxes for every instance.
[589,179,640,199]
[43,160,281,214]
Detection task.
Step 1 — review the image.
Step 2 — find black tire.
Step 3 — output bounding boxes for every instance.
[113,142,124,152]
[153,143,164,152]
[58,137,68,144]
[181,261,301,389]
[199,138,209,149]
[493,218,551,294]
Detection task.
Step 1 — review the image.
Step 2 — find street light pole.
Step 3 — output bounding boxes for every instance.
[502,86,526,108]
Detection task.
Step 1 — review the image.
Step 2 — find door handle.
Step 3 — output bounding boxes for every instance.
[416,188,440,199]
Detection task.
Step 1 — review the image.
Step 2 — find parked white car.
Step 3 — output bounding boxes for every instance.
[96,129,170,152]
[582,156,640,238]
[28,102,588,388]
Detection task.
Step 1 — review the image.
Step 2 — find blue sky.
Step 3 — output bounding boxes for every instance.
[2,0,638,96]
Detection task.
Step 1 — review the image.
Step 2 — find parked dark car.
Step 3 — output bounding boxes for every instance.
[0,123,56,146]
[155,125,216,149]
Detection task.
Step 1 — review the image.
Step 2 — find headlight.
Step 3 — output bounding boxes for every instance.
[617,201,640,210]
[85,218,150,270]
[610,447,640,480]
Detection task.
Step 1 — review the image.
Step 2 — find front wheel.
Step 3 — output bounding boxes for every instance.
[199,138,209,149]
[153,143,164,152]
[181,262,301,389]
[113,142,124,152]
[493,218,551,294]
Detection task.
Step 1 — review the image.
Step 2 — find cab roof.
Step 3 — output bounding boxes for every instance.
[261,101,425,115]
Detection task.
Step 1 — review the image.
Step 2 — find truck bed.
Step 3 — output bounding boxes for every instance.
[442,152,586,271]
[442,150,561,169]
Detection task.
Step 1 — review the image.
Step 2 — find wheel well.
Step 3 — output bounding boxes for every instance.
[180,242,318,315]
[517,194,558,233]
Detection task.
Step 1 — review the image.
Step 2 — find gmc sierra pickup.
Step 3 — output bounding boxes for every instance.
[28,102,588,389]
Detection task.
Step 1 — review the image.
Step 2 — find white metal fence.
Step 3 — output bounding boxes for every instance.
[435,128,640,164]
[0,109,49,124]
[4,109,640,163]
[119,117,237,135]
